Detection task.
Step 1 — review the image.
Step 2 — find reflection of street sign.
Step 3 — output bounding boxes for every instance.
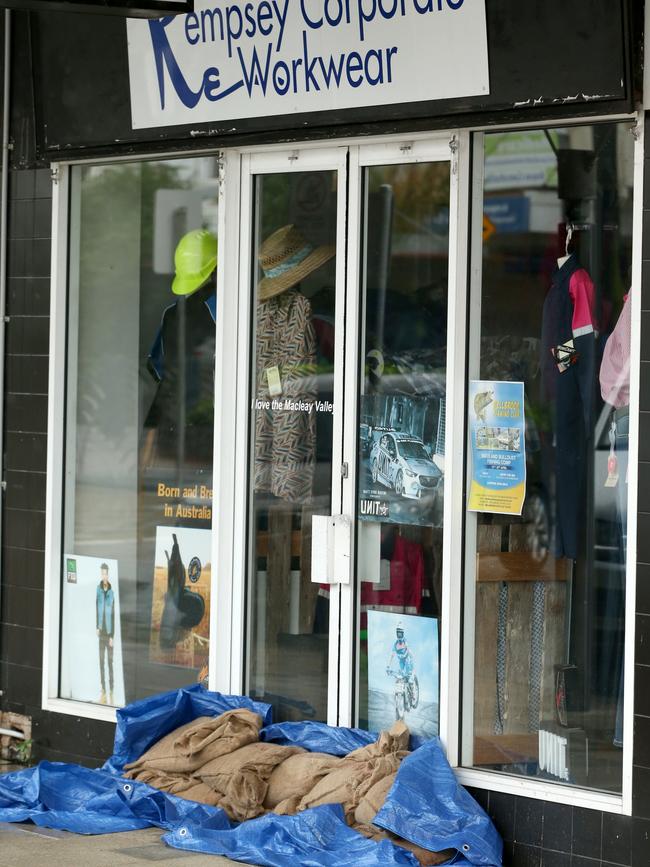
[483,214,496,242]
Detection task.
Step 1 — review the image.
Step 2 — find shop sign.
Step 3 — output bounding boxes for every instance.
[126,0,489,129]
[0,0,193,16]
[468,380,526,516]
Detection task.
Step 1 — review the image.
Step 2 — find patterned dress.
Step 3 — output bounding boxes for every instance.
[254,289,317,503]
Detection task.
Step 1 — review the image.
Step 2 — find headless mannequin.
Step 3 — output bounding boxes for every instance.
[557,225,574,269]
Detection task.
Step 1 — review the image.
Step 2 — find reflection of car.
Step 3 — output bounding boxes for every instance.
[370,432,442,499]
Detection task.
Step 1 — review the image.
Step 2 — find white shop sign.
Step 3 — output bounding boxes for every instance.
[126,0,489,129]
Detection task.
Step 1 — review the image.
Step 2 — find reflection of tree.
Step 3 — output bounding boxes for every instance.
[368,164,449,234]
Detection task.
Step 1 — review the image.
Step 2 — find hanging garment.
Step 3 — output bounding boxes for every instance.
[145,284,217,465]
[360,534,427,620]
[254,288,317,504]
[541,254,598,559]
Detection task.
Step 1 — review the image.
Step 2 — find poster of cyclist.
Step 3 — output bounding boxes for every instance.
[358,394,444,527]
[367,610,439,739]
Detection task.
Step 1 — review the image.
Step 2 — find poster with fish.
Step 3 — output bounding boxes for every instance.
[468,380,526,515]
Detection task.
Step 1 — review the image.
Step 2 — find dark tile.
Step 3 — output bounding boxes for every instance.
[5,353,49,396]
[602,812,632,864]
[4,661,42,706]
[634,715,650,768]
[33,197,51,239]
[5,432,48,472]
[641,260,650,311]
[7,238,27,279]
[6,317,50,357]
[642,311,650,362]
[511,842,541,867]
[3,507,46,552]
[2,546,45,590]
[633,765,650,818]
[2,584,44,630]
[12,169,35,201]
[489,791,516,842]
[634,665,650,717]
[34,168,52,200]
[642,211,650,251]
[639,464,650,513]
[570,858,599,867]
[572,807,602,859]
[637,516,650,566]
[502,840,515,866]
[4,392,48,433]
[637,565,650,615]
[7,278,50,317]
[635,614,650,667]
[631,815,650,866]
[639,415,650,463]
[514,797,543,847]
[4,470,46,512]
[1,624,43,669]
[25,239,51,279]
[642,362,650,412]
[541,852,570,867]
[8,198,34,240]
[542,801,572,853]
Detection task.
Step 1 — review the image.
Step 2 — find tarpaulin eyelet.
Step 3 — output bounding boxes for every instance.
[179,828,188,837]
[123,783,132,792]
[462,844,470,852]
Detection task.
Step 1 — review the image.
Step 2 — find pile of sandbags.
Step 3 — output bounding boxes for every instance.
[124,711,453,865]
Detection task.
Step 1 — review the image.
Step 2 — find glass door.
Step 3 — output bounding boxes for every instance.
[238,148,347,725]
[235,138,463,734]
[340,139,461,736]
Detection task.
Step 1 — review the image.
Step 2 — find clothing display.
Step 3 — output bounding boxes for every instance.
[145,282,217,465]
[96,579,115,697]
[541,253,598,559]
[254,288,317,503]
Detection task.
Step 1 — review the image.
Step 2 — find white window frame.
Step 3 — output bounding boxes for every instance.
[41,115,640,817]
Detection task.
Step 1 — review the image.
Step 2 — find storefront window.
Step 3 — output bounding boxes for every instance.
[464,123,634,793]
[60,157,219,706]
[355,160,450,738]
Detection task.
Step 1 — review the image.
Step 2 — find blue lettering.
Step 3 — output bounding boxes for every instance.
[324,0,343,26]
[203,67,222,100]
[200,8,224,43]
[345,50,363,87]
[148,17,203,109]
[447,0,463,7]
[273,0,290,51]
[184,12,200,44]
[258,0,274,35]
[318,52,345,87]
[237,42,273,95]
[300,0,323,29]
[226,6,243,58]
[272,59,291,95]
[356,0,375,41]
[302,30,321,91]
[244,2,257,37]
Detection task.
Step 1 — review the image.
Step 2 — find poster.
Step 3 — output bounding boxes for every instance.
[60,555,126,707]
[468,380,526,515]
[358,394,444,527]
[367,610,438,740]
[150,526,212,668]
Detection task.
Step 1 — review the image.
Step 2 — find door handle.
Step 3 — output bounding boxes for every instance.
[311,515,351,584]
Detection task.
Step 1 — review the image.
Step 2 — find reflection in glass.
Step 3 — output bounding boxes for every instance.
[247,172,337,722]
[60,158,219,706]
[466,123,634,793]
[356,162,450,740]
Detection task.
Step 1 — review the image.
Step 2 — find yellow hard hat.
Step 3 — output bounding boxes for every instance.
[172,229,217,296]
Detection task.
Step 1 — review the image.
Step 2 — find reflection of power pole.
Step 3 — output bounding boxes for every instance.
[375,184,394,353]
[177,297,186,488]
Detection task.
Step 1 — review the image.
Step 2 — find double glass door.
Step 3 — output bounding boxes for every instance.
[232,138,462,737]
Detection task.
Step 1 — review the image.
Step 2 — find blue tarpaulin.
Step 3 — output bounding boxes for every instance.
[0,685,502,866]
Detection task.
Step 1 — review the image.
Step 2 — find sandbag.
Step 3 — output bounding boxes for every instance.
[264,751,343,810]
[195,742,304,822]
[124,709,262,776]
[353,824,454,867]
[347,721,410,760]
[354,771,396,825]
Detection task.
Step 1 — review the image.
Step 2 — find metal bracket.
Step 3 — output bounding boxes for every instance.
[449,135,459,175]
[341,462,349,479]
[216,152,225,186]
[630,122,641,142]
[50,166,59,185]
[288,150,299,163]
[399,143,412,155]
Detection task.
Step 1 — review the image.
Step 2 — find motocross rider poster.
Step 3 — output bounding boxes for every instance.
[60,555,126,707]
[358,394,444,527]
[150,526,211,668]
[468,380,526,516]
[367,610,438,740]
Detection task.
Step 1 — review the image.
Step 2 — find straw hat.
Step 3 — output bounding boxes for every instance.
[257,224,335,301]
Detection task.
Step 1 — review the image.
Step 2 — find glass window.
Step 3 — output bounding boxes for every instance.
[464,123,634,793]
[60,157,219,706]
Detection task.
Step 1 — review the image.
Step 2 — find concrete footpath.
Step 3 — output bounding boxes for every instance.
[0,823,257,866]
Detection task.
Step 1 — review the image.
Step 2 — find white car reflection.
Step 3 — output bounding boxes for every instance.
[370,432,442,499]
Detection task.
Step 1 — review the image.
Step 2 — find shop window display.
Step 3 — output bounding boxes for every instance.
[464,123,634,793]
[60,157,219,706]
